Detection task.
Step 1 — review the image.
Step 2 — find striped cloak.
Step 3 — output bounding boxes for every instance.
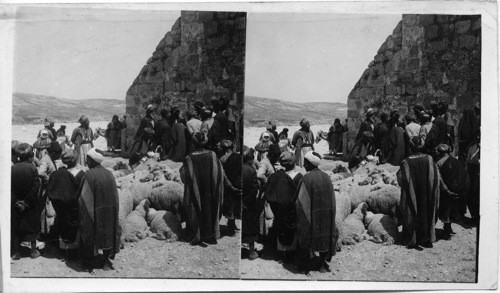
[398,153,440,246]
[181,150,224,244]
[295,168,336,254]
[77,165,121,261]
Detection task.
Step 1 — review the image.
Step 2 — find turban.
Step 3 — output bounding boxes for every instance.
[304,151,321,167]
[365,108,375,117]
[40,129,49,136]
[61,148,78,165]
[146,104,155,113]
[436,144,451,154]
[279,151,296,167]
[220,139,234,149]
[33,137,51,150]
[78,115,89,124]
[87,148,104,164]
[262,132,270,140]
[48,141,62,154]
[242,145,255,162]
[299,118,310,127]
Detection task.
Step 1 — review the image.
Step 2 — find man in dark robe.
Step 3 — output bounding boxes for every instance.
[465,134,480,225]
[355,108,376,143]
[397,136,440,250]
[373,113,390,163]
[435,144,469,239]
[295,151,337,275]
[241,146,260,260]
[132,104,156,156]
[220,139,243,236]
[11,144,42,260]
[458,108,480,163]
[207,97,232,154]
[168,107,189,162]
[155,109,172,160]
[180,132,225,245]
[46,149,85,254]
[77,148,120,273]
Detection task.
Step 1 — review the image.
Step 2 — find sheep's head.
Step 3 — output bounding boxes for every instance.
[135,199,151,219]
[147,207,158,224]
[353,202,368,221]
[364,211,375,227]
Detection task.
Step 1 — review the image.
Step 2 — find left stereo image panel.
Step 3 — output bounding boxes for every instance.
[10,7,245,279]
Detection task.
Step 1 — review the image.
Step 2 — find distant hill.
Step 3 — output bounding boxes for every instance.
[245,96,347,127]
[12,93,125,125]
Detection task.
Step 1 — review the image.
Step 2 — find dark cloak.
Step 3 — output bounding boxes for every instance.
[169,122,188,162]
[242,164,260,243]
[387,126,407,166]
[181,150,224,244]
[46,168,85,242]
[397,153,440,246]
[295,168,336,253]
[77,165,121,261]
[221,152,242,219]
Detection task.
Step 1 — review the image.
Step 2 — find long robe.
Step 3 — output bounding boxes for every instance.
[77,165,121,262]
[458,108,480,162]
[374,122,390,162]
[436,155,470,220]
[169,122,188,162]
[328,125,346,153]
[265,169,302,247]
[397,153,440,246]
[242,164,260,244]
[295,168,336,255]
[71,126,94,166]
[47,167,85,244]
[11,162,42,247]
[221,152,242,219]
[155,118,171,158]
[207,112,231,149]
[387,126,407,166]
[355,119,374,143]
[466,142,480,220]
[291,129,314,168]
[106,121,121,150]
[180,149,224,244]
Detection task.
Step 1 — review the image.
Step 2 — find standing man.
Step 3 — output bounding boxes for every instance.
[78,148,121,274]
[155,109,171,160]
[291,118,314,168]
[295,151,337,275]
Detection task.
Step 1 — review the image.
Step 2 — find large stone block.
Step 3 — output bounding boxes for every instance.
[437,15,449,23]
[419,14,435,26]
[459,35,476,49]
[182,11,198,23]
[403,15,419,26]
[236,17,246,30]
[456,20,471,34]
[424,25,439,40]
[472,18,481,31]
[126,106,139,115]
[204,21,219,36]
[198,11,214,23]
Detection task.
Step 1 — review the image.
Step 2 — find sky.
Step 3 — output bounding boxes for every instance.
[245,13,402,103]
[14,7,401,103]
[14,7,179,100]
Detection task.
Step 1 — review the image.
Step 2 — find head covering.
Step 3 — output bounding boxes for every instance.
[61,148,78,165]
[279,151,296,167]
[435,143,451,154]
[266,125,273,131]
[48,141,62,154]
[78,115,89,124]
[33,137,51,150]
[365,108,374,117]
[299,118,310,127]
[304,151,321,167]
[262,132,270,140]
[16,143,34,161]
[282,128,288,133]
[193,132,206,147]
[60,125,66,129]
[87,148,104,164]
[40,129,49,137]
[194,101,205,111]
[220,139,234,149]
[170,107,180,120]
[146,104,155,113]
[44,120,50,127]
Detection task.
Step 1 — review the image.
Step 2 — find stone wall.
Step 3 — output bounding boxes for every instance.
[347,14,481,144]
[125,11,246,150]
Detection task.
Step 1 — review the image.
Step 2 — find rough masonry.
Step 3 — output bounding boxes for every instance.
[347,14,481,147]
[125,11,246,150]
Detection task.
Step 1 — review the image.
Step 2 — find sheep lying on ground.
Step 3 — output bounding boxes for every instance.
[366,185,400,217]
[364,211,399,245]
[339,202,368,245]
[121,199,150,244]
[118,188,134,230]
[147,208,182,242]
[149,181,184,214]
[335,190,351,229]
[131,182,153,207]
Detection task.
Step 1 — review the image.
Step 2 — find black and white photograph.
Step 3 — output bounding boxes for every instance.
[8,6,245,279]
[241,12,483,282]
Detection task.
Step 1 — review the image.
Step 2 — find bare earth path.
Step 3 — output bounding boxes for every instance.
[11,220,240,279]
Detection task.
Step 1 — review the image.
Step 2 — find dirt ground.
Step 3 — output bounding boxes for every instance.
[10,219,240,279]
[241,215,477,282]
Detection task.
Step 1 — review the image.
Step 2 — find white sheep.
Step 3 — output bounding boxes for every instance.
[149,181,184,214]
[121,199,150,244]
[130,181,153,208]
[339,202,368,245]
[365,185,400,217]
[118,188,134,229]
[364,211,399,245]
[147,208,182,242]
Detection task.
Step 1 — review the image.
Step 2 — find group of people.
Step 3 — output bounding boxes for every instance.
[11,96,242,273]
[351,101,480,247]
[131,96,238,162]
[244,119,337,275]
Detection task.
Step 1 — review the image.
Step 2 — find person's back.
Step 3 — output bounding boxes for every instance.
[433,116,448,144]
[406,122,421,138]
